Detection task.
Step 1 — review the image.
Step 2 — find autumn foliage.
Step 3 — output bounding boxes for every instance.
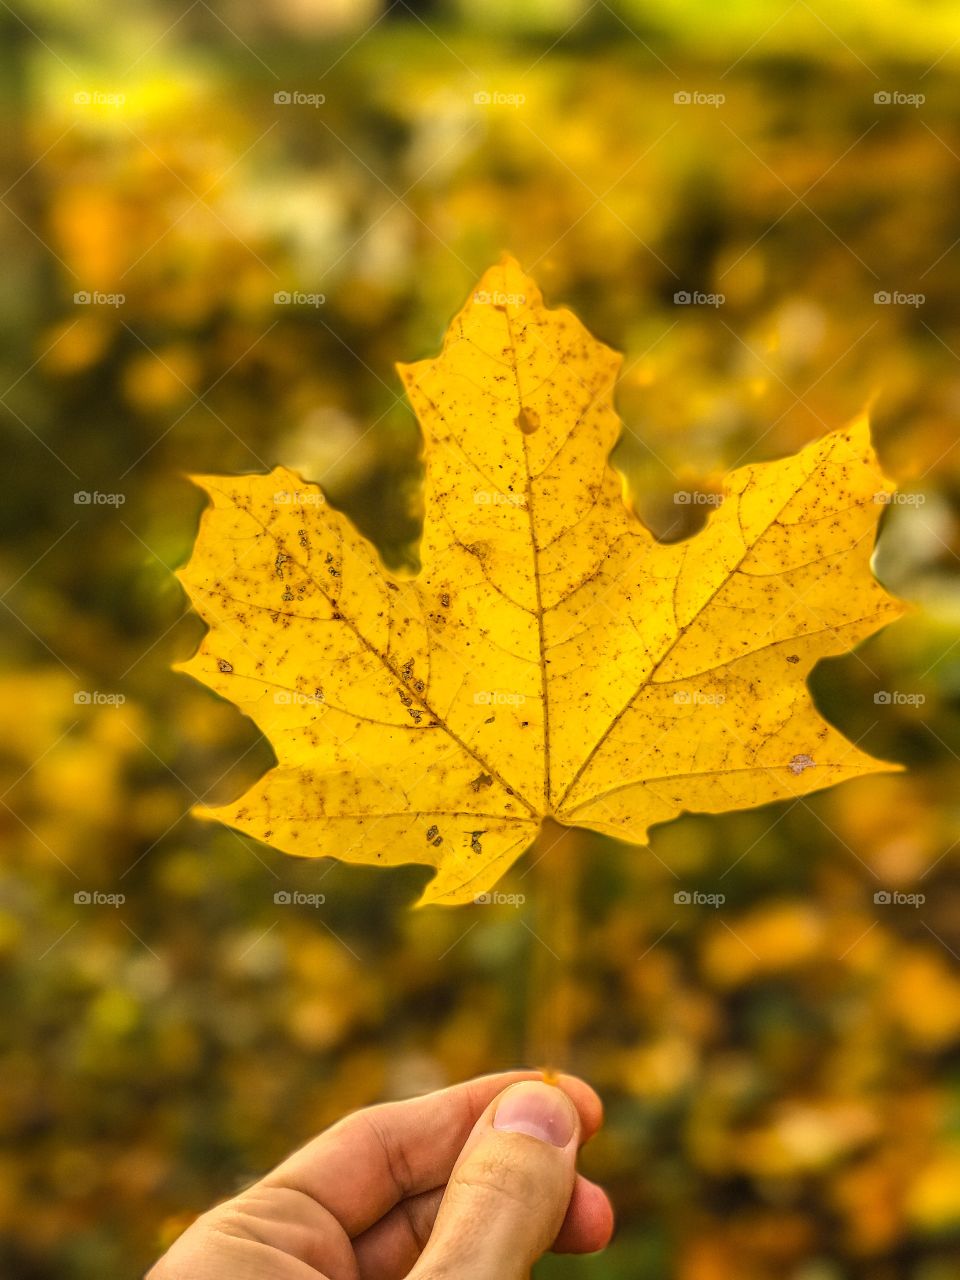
[3,5,960,1279]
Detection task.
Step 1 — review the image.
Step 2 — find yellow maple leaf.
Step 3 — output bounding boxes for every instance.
[176,256,904,905]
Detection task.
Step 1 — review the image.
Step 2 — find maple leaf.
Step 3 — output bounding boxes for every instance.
[176,256,904,905]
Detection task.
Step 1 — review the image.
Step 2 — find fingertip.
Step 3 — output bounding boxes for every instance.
[552,1073,604,1141]
[553,1176,615,1254]
[469,1069,603,1141]
[491,1080,579,1149]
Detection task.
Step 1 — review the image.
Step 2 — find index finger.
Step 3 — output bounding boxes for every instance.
[262,1069,603,1237]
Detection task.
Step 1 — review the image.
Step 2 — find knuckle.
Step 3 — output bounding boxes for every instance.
[457,1141,556,1212]
[208,1199,260,1242]
[145,1204,239,1277]
[361,1106,418,1197]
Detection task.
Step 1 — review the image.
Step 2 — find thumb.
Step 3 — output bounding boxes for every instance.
[409,1080,580,1280]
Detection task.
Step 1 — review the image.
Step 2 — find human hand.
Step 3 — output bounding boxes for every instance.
[148,1069,613,1279]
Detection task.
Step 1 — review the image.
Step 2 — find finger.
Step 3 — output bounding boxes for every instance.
[263,1069,601,1238]
[408,1080,584,1279]
[553,1176,615,1254]
[352,1172,612,1278]
[353,1185,442,1279]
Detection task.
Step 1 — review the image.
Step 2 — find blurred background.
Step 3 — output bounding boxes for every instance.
[2,1,960,1276]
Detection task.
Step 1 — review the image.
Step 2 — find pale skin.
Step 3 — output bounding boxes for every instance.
[148,1071,614,1280]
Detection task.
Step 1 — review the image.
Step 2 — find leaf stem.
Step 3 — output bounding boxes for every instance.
[525,818,580,1076]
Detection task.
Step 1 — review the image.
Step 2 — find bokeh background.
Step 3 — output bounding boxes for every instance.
[2,1,960,1276]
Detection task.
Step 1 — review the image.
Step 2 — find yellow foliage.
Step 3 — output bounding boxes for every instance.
[885,952,960,1049]
[906,1148,960,1231]
[701,902,826,986]
[734,1101,878,1177]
